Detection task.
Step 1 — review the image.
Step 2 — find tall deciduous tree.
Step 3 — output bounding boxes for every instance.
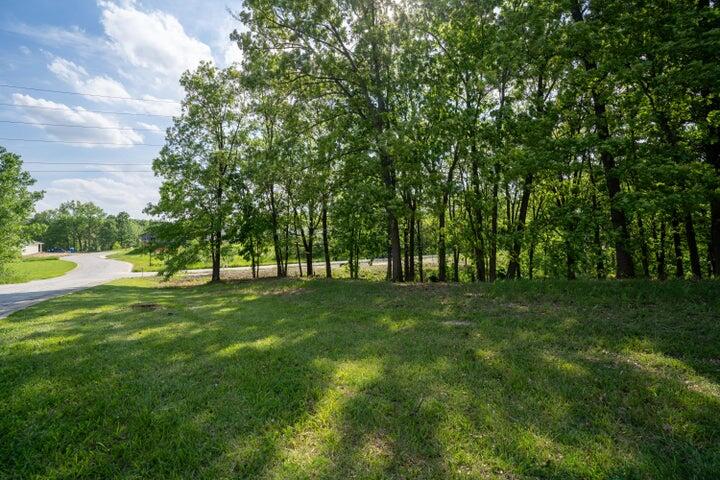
[147,63,248,281]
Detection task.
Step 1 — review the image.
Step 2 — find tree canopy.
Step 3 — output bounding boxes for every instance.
[0,146,43,269]
[150,0,720,281]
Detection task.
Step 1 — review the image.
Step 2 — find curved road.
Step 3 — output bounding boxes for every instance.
[0,253,136,318]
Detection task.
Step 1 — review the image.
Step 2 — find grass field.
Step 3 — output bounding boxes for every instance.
[1,277,719,479]
[108,249,276,272]
[0,256,76,285]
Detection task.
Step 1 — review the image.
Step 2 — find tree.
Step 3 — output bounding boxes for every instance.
[147,63,248,282]
[0,146,43,270]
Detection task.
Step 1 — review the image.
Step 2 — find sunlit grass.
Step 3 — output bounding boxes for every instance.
[0,256,76,284]
[108,249,278,272]
[1,277,718,478]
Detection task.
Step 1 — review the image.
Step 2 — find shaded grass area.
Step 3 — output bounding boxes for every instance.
[108,249,276,272]
[1,277,719,479]
[0,257,76,284]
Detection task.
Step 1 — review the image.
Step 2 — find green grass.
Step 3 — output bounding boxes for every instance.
[108,249,276,272]
[0,256,76,284]
[1,277,719,479]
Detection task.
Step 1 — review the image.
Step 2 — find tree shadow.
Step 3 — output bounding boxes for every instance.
[1,277,718,478]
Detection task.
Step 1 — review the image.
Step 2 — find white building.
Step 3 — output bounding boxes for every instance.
[21,241,44,256]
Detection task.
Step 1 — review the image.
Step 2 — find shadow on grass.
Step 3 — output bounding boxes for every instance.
[0,278,719,479]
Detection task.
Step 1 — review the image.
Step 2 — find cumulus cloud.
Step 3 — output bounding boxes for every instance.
[48,57,131,102]
[12,93,146,147]
[99,0,213,81]
[36,171,160,218]
[47,56,180,116]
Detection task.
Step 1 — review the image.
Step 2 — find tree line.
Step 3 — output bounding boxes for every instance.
[147,0,719,282]
[30,202,146,252]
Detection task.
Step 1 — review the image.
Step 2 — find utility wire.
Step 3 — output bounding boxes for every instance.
[0,102,174,118]
[0,119,162,132]
[0,137,163,146]
[0,83,180,104]
[24,161,153,165]
[27,170,154,173]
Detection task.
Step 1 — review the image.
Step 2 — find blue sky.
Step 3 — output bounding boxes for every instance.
[1,0,243,217]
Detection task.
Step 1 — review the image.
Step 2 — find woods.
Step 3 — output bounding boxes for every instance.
[149,0,720,282]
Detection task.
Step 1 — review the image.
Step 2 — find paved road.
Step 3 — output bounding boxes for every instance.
[0,254,440,318]
[0,253,136,318]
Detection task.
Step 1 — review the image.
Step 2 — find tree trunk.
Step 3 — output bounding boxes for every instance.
[507,174,533,279]
[211,230,221,283]
[295,238,303,277]
[306,236,314,277]
[528,240,535,279]
[685,212,702,279]
[571,1,634,279]
[438,208,446,281]
[703,79,720,276]
[470,153,486,282]
[407,206,415,281]
[322,201,331,278]
[403,223,410,280]
[386,229,392,281]
[417,218,424,282]
[597,105,635,279]
[672,215,684,278]
[654,220,667,280]
[452,246,460,282]
[712,196,720,277]
[379,149,403,281]
[638,215,650,278]
[269,186,285,277]
[489,164,499,281]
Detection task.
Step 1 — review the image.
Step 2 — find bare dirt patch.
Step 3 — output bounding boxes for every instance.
[130,302,162,311]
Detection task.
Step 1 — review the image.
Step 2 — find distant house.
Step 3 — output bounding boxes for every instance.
[21,241,44,256]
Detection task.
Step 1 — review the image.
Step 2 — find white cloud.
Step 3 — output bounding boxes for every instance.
[36,171,160,218]
[47,56,180,116]
[19,46,31,56]
[12,93,146,148]
[99,0,213,81]
[48,57,130,102]
[2,23,107,57]
[136,121,163,134]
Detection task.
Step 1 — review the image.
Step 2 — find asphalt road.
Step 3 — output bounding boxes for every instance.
[0,254,440,318]
[0,252,136,318]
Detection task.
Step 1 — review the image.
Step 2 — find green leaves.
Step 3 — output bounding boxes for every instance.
[0,147,43,267]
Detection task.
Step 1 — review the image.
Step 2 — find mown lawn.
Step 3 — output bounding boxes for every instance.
[0,256,76,285]
[1,277,719,479]
[108,249,276,272]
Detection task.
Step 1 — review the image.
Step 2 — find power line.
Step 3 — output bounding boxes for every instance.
[0,119,162,132]
[0,102,174,118]
[0,83,180,104]
[0,137,163,146]
[27,170,154,173]
[24,161,152,165]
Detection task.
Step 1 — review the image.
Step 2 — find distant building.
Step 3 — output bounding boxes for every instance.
[21,241,44,256]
